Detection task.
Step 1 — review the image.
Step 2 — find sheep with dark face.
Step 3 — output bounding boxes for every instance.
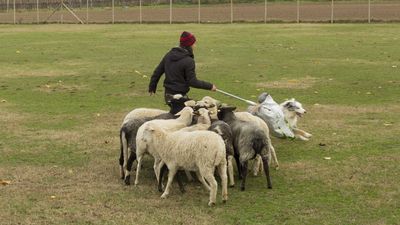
[217,106,272,191]
[120,112,175,185]
[119,94,189,185]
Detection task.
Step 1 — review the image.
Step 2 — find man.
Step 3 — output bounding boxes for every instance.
[148,31,217,114]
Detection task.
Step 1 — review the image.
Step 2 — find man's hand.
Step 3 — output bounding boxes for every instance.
[149,91,155,96]
[211,84,217,91]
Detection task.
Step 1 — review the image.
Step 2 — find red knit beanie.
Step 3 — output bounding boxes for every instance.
[180,31,196,47]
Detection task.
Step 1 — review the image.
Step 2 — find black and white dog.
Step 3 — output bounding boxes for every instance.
[280,98,312,141]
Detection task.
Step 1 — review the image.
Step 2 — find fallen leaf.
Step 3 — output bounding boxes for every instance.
[50,196,56,199]
[1,180,11,186]
[96,113,100,117]
[1,99,6,103]
[324,157,331,160]
[16,50,21,54]
[314,91,318,94]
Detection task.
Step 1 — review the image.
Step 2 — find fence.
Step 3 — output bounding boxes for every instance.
[0,0,399,24]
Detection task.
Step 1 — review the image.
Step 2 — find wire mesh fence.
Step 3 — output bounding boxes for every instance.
[0,0,399,24]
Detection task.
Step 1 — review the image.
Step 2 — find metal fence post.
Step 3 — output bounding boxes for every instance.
[297,0,300,23]
[368,0,371,23]
[230,0,233,23]
[86,0,89,24]
[37,0,39,24]
[169,0,172,24]
[331,0,334,23]
[139,0,142,24]
[198,0,201,24]
[264,0,267,23]
[112,0,114,24]
[13,0,15,24]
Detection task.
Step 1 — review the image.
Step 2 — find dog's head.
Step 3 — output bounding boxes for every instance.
[281,98,306,117]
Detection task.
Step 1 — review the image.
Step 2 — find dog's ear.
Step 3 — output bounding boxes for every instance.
[284,101,292,108]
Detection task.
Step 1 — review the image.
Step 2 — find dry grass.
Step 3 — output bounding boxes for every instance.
[256,76,318,89]
[0,67,77,78]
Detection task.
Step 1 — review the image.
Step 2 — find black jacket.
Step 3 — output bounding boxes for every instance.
[148,47,213,95]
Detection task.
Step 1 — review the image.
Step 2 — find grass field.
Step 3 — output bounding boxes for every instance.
[0,24,399,225]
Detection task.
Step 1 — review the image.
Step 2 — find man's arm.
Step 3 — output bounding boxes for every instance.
[148,56,166,93]
[185,59,213,90]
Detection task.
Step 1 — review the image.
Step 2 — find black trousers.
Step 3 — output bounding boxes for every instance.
[164,92,190,114]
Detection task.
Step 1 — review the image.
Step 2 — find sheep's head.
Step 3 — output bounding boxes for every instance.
[175,107,195,125]
[217,104,237,121]
[199,96,220,119]
[184,100,196,107]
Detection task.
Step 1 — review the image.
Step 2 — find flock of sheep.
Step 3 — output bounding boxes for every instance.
[118,94,308,206]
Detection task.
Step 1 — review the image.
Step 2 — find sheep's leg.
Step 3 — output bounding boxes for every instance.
[134,155,144,186]
[161,166,178,199]
[240,161,248,191]
[269,143,279,170]
[121,131,130,182]
[185,170,194,182]
[234,154,242,179]
[196,171,211,191]
[158,164,168,192]
[252,155,262,176]
[176,171,186,194]
[203,170,218,207]
[124,151,136,185]
[154,159,163,182]
[119,143,124,179]
[217,160,228,203]
[261,155,272,189]
[227,156,235,187]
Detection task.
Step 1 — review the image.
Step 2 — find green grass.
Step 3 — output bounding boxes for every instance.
[0,24,399,225]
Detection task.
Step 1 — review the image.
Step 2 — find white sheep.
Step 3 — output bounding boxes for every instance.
[134,107,194,185]
[139,122,228,206]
